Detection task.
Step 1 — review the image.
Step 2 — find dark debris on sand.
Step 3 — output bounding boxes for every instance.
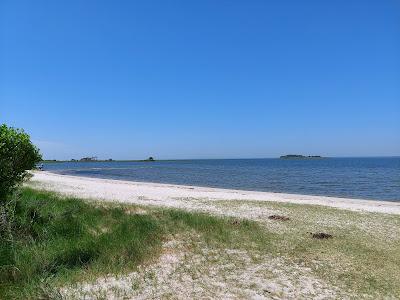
[268,215,290,221]
[310,232,333,239]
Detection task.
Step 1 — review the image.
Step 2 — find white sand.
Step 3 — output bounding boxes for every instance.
[62,238,345,299]
[30,171,400,299]
[29,171,400,215]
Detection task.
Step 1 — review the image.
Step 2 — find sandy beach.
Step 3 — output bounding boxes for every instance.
[23,171,400,299]
[29,171,400,216]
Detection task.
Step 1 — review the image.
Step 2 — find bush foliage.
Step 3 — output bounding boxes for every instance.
[0,124,42,201]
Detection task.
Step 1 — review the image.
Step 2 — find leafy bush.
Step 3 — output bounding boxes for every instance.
[0,124,42,263]
[0,124,42,201]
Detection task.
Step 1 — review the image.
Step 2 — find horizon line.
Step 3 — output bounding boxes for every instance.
[42,155,400,161]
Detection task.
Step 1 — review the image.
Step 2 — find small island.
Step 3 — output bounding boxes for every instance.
[43,157,156,163]
[280,154,323,159]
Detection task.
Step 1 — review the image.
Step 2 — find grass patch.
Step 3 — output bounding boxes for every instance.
[0,188,268,299]
[162,209,269,249]
[2,188,399,298]
[213,199,400,298]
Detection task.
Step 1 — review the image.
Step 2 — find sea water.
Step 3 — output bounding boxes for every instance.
[44,157,400,201]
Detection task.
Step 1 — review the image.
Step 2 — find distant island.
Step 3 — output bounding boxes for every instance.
[42,156,156,163]
[280,154,323,159]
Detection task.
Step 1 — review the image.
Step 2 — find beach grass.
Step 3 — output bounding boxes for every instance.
[0,188,267,299]
[212,199,400,297]
[1,188,399,299]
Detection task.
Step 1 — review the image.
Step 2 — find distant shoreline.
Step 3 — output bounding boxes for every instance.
[41,156,400,163]
[42,159,160,163]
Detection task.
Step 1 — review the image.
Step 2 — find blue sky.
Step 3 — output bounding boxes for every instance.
[1,0,399,159]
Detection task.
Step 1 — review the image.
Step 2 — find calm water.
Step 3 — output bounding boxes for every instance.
[44,158,400,201]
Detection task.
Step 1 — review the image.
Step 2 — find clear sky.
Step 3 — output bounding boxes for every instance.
[1,0,399,160]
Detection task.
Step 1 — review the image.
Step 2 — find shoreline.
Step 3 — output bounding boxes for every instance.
[29,171,400,215]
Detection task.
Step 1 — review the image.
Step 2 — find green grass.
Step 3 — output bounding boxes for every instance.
[2,188,400,299]
[0,188,268,299]
[213,199,400,297]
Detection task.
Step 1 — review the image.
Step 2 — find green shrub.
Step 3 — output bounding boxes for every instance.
[0,124,42,201]
[0,124,42,278]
